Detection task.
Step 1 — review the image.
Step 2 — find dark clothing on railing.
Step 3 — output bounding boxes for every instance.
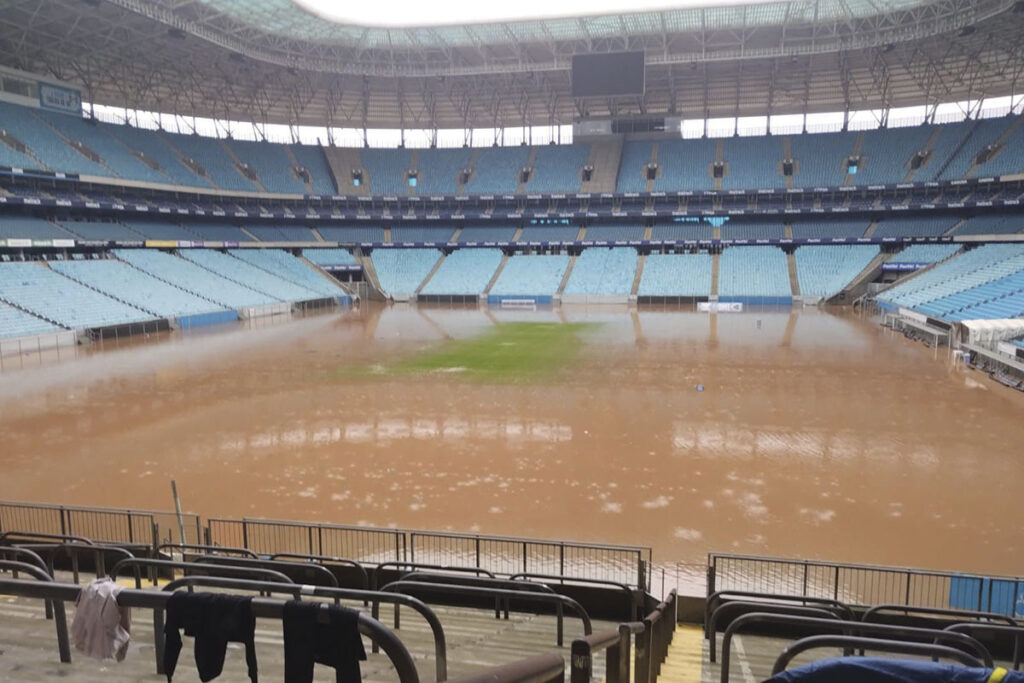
[163,592,258,682]
[767,658,1024,682]
[283,600,366,683]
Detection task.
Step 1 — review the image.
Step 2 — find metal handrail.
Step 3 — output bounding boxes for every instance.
[0,577,420,682]
[448,652,563,683]
[509,572,641,620]
[862,603,1018,627]
[107,558,295,588]
[1,531,96,546]
[944,623,1024,670]
[157,543,258,559]
[17,542,135,582]
[704,590,854,633]
[0,562,69,662]
[270,553,369,590]
[188,554,339,587]
[720,612,993,683]
[372,561,496,590]
[382,580,592,646]
[635,590,676,683]
[160,575,448,682]
[708,602,842,662]
[0,546,49,574]
[770,635,985,675]
[400,572,557,620]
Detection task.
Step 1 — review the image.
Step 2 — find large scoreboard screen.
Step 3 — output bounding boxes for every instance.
[571,52,645,98]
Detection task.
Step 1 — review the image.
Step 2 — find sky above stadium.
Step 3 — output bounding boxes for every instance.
[293,0,769,28]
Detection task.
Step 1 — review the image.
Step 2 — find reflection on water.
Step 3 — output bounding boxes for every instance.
[0,304,1022,580]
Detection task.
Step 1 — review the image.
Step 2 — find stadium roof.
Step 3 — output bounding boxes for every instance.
[1,0,1023,130]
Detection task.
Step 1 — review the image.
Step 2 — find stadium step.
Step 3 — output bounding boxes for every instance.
[484,253,510,295]
[843,132,865,186]
[580,136,624,193]
[631,253,647,296]
[416,251,447,294]
[905,127,944,182]
[557,254,578,295]
[240,226,260,242]
[219,140,267,192]
[710,253,720,296]
[646,142,659,193]
[517,146,540,194]
[458,148,481,194]
[283,144,315,194]
[323,146,371,196]
[786,252,801,296]
[863,220,879,238]
[656,625,704,683]
[967,115,1024,179]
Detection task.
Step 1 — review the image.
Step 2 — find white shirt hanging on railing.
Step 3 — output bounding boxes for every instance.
[70,577,131,661]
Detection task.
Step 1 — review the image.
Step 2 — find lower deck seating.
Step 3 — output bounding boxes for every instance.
[890,244,959,264]
[638,253,713,297]
[390,226,456,243]
[563,248,637,295]
[880,243,1024,317]
[179,249,318,301]
[954,215,1024,235]
[420,249,503,295]
[517,226,579,242]
[718,247,792,299]
[0,262,152,329]
[58,221,142,242]
[720,221,785,240]
[790,218,871,239]
[0,216,75,240]
[456,225,518,242]
[227,249,347,299]
[303,248,358,267]
[50,259,223,317]
[583,224,646,241]
[650,223,715,241]
[114,249,278,308]
[794,245,879,297]
[873,216,958,238]
[490,254,569,296]
[0,300,63,338]
[317,226,386,243]
[120,221,198,241]
[371,249,442,295]
[185,223,255,242]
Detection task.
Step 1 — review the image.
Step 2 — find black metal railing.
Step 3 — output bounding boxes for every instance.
[206,516,407,562]
[0,500,202,546]
[708,552,1024,612]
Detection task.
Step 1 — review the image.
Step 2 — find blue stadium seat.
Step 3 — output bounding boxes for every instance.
[420,249,503,295]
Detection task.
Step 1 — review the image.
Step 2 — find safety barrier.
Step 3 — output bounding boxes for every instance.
[0,500,202,545]
[719,612,993,683]
[707,552,1024,611]
[207,516,406,562]
[0,577,420,682]
[771,635,985,675]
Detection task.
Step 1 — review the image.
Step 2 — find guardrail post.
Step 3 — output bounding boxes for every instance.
[606,639,621,683]
[559,543,564,577]
[127,512,134,544]
[557,602,564,647]
[59,507,67,537]
[635,621,651,683]
[476,537,481,569]
[241,520,249,550]
[802,561,809,596]
[570,639,591,683]
[307,526,314,555]
[616,624,632,683]
[409,533,415,564]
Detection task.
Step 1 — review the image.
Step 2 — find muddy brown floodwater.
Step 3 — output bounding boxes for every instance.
[1,304,1022,585]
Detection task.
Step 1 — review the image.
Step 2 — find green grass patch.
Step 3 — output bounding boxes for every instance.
[365,322,592,383]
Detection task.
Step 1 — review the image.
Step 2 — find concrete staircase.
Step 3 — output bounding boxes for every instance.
[240,226,260,242]
[557,254,578,295]
[415,251,447,294]
[863,220,880,238]
[579,136,624,193]
[781,136,794,189]
[0,131,49,171]
[645,142,659,192]
[483,253,510,294]
[966,115,1024,179]
[219,141,266,192]
[904,127,944,182]
[323,146,370,196]
[828,249,892,304]
[407,149,419,196]
[843,132,865,186]
[930,118,982,180]
[710,253,721,296]
[657,625,705,683]
[357,252,388,300]
[29,110,121,178]
[786,252,801,296]
[156,132,219,189]
[631,253,647,296]
[713,140,725,191]
[457,148,480,194]
[283,145,315,194]
[516,146,540,194]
